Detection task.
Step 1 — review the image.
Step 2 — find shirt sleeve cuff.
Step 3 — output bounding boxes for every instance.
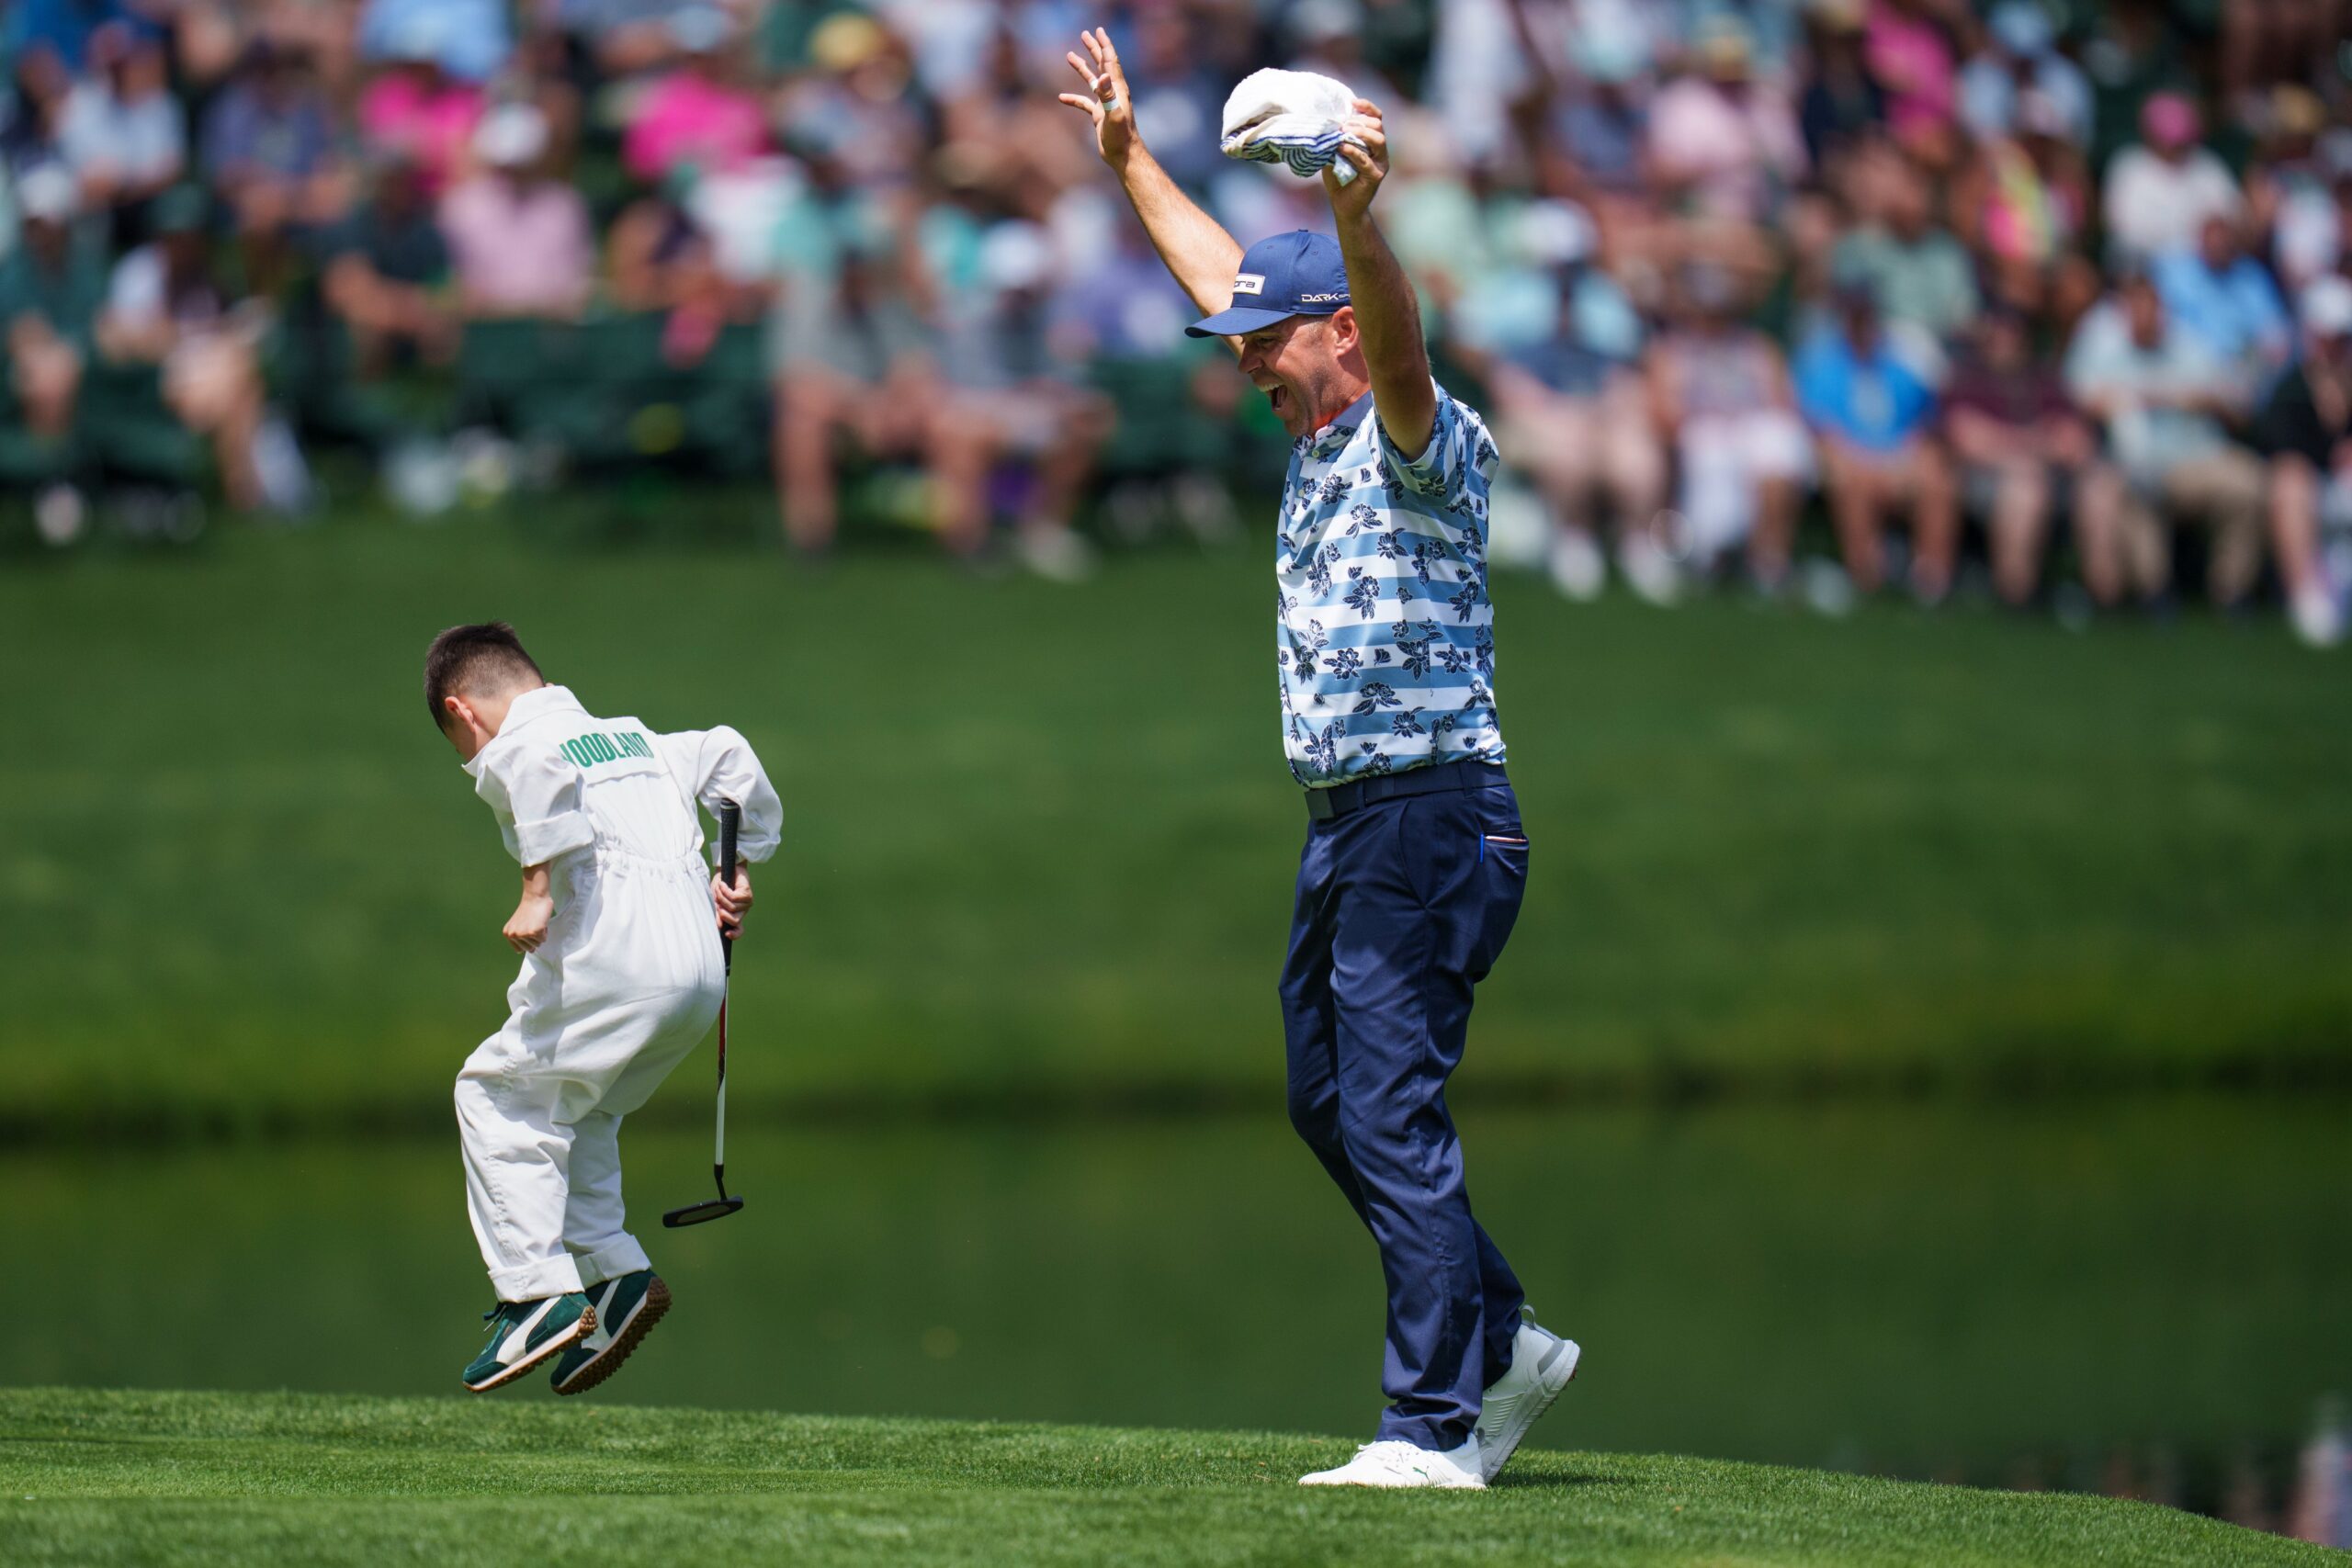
[1374,405,1450,497]
[729,831,781,865]
[511,810,595,867]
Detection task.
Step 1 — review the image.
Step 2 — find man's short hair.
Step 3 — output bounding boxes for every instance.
[424,623,543,729]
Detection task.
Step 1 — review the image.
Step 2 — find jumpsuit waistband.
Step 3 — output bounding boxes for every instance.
[582,840,712,878]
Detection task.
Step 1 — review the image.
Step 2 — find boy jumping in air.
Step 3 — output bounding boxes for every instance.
[424,623,780,1393]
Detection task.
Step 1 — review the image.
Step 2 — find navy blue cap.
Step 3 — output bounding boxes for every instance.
[1186,230,1351,337]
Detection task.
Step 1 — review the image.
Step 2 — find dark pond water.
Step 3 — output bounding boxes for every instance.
[7,1098,2346,1523]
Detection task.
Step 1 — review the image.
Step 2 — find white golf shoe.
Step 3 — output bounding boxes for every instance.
[1474,1308,1581,1482]
[1298,1437,1486,1490]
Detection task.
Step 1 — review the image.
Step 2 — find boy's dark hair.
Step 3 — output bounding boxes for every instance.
[424,623,543,729]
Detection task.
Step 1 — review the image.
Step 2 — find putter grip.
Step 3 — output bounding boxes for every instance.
[716,798,741,964]
[717,798,741,884]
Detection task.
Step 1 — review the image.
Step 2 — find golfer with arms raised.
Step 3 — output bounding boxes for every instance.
[1058,30,1579,1490]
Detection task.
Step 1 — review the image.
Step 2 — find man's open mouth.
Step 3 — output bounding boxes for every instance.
[1262,383,1291,417]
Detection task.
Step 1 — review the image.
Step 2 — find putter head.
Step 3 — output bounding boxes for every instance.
[662,1195,744,1228]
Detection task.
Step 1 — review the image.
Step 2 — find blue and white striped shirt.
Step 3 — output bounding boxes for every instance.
[1275,384,1506,786]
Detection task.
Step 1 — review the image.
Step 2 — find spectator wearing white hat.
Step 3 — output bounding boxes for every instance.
[438,104,594,320]
[0,164,101,443]
[2256,276,2352,647]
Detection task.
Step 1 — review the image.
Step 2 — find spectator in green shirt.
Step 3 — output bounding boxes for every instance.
[0,165,104,440]
[322,153,458,375]
[1829,150,1980,361]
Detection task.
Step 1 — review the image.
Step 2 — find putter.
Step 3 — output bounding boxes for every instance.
[664,798,746,1228]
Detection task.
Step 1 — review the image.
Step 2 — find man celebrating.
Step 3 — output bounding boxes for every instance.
[1058,29,1579,1490]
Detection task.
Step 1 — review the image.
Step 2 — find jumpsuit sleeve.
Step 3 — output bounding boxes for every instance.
[655,726,783,863]
[474,739,595,867]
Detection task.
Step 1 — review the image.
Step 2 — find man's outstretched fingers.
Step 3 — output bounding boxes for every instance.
[1089,28,1127,92]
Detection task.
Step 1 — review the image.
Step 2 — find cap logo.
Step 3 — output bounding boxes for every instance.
[1298,292,1346,303]
[1231,273,1265,295]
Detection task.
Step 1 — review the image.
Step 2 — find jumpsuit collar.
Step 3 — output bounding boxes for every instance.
[459,684,584,778]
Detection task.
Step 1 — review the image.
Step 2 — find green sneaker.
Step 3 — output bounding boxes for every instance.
[551,1270,672,1396]
[462,1293,596,1393]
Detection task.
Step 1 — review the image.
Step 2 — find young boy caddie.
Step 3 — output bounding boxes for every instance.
[424,623,779,1393]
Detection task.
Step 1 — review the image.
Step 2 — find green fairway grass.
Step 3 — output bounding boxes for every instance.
[10,1100,2349,1484]
[2,1389,2331,1567]
[6,515,2351,1133]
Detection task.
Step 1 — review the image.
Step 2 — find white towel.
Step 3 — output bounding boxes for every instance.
[1218,68,1363,180]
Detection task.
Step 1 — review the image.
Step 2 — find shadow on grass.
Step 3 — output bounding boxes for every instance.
[1487,1471,1630,1491]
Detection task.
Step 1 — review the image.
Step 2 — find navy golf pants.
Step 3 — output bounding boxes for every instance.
[1279,768,1529,1452]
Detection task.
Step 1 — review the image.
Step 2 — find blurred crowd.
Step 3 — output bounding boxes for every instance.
[3,0,2352,631]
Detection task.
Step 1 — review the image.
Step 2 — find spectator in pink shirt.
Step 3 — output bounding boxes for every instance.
[621,6,767,186]
[438,104,594,318]
[1863,0,1958,158]
[357,19,485,197]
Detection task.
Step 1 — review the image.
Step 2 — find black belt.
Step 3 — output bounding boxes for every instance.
[1304,761,1510,822]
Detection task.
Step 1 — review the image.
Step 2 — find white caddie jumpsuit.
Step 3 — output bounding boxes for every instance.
[455,684,780,1302]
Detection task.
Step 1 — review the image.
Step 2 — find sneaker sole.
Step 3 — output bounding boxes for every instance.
[464,1304,596,1393]
[1479,1338,1580,1483]
[552,1277,671,1396]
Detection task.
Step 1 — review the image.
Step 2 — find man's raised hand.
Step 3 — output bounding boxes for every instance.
[1057,27,1138,170]
[1324,98,1390,223]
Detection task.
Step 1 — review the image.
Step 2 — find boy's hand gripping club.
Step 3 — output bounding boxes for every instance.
[664,798,746,1227]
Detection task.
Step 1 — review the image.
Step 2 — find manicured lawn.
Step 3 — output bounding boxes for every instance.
[1,1389,2331,1567]
[5,515,2350,1133]
[7,1101,2348,1483]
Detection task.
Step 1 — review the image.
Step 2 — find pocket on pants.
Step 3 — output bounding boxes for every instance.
[1475,831,1530,970]
[1477,818,1530,870]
